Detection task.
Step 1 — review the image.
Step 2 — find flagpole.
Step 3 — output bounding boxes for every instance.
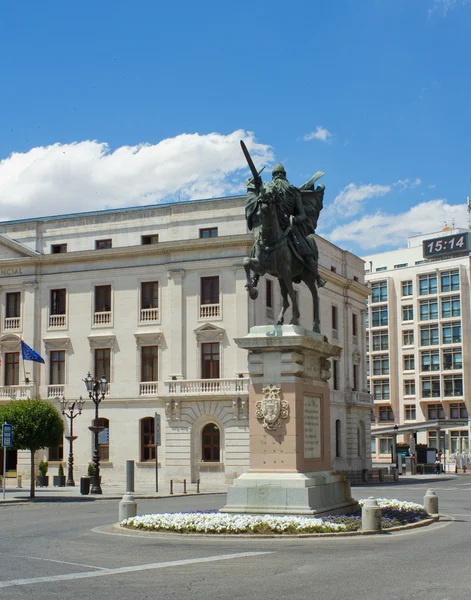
[20,338,28,384]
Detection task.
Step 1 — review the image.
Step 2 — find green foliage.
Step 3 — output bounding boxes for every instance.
[0,398,64,452]
[58,463,64,477]
[87,463,94,477]
[38,460,48,476]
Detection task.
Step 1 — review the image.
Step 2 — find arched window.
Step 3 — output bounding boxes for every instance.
[96,418,110,461]
[140,417,156,462]
[202,423,220,462]
[335,419,341,458]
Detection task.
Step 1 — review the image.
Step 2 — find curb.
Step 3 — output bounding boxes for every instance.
[0,491,226,505]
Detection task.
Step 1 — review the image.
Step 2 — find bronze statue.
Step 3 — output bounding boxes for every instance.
[241,140,326,333]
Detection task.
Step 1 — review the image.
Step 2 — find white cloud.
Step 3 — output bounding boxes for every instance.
[429,0,470,16]
[0,130,274,221]
[395,178,421,190]
[303,126,332,142]
[328,199,468,250]
[329,183,391,217]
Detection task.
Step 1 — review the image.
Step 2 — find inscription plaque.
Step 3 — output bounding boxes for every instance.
[304,396,321,459]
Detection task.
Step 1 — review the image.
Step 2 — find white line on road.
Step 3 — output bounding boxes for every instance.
[0,551,272,589]
[0,552,107,570]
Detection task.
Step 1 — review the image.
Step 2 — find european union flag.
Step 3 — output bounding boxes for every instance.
[20,340,45,364]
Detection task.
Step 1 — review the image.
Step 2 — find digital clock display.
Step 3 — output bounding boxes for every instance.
[423,232,469,258]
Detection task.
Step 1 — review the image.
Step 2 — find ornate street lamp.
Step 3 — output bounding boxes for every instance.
[83,372,108,495]
[58,395,85,486]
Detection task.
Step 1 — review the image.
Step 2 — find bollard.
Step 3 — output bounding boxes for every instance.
[119,492,137,522]
[424,489,439,515]
[169,479,173,495]
[16,475,22,488]
[196,479,200,494]
[183,479,187,494]
[393,468,399,482]
[362,469,368,483]
[125,460,135,493]
[378,469,384,483]
[361,497,382,532]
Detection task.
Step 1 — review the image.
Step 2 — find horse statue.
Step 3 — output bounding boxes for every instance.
[241,141,325,334]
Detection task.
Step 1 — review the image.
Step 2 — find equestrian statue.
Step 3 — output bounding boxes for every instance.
[241,140,326,333]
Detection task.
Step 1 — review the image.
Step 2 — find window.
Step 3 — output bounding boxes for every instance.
[95,239,112,250]
[403,330,414,346]
[443,348,462,370]
[371,281,387,303]
[6,292,20,318]
[373,355,389,375]
[394,263,408,269]
[402,305,413,321]
[419,299,438,321]
[199,228,218,238]
[51,289,66,316]
[372,331,388,351]
[451,431,469,453]
[441,295,460,318]
[332,360,339,390]
[415,260,425,265]
[335,420,341,457]
[141,235,159,245]
[419,273,437,295]
[422,376,440,398]
[379,406,394,422]
[442,322,461,344]
[427,404,445,420]
[140,417,156,461]
[366,336,370,352]
[402,280,413,297]
[352,313,358,336]
[96,418,109,461]
[353,365,359,391]
[202,423,220,462]
[201,343,219,379]
[421,350,440,372]
[366,358,370,377]
[330,266,337,273]
[201,276,219,305]
[420,324,439,346]
[376,267,387,272]
[95,285,111,313]
[94,348,111,382]
[443,375,463,397]
[450,403,468,419]
[141,282,159,309]
[5,352,19,385]
[405,405,416,421]
[48,442,64,461]
[441,269,459,292]
[404,379,416,396]
[379,438,393,454]
[365,312,369,328]
[266,279,273,309]
[373,379,390,401]
[332,305,338,330]
[50,350,65,385]
[353,276,359,282]
[403,355,415,371]
[51,243,67,254]
[141,346,158,382]
[371,306,388,327]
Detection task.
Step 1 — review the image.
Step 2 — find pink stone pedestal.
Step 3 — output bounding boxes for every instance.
[221,325,358,516]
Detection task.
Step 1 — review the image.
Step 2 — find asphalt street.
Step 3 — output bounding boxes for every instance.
[0,475,470,600]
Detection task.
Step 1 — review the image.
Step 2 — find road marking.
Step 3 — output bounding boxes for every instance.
[0,551,272,588]
[0,552,106,570]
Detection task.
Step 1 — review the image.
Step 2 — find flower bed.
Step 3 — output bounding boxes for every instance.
[120,498,429,535]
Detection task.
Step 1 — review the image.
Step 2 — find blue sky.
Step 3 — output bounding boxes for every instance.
[1,0,471,254]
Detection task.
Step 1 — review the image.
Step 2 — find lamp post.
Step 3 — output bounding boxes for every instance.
[58,395,85,486]
[83,372,108,495]
[392,424,399,466]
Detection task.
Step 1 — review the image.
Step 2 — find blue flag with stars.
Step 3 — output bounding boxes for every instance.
[20,340,45,364]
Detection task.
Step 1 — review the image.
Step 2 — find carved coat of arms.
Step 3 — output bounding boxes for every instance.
[255,384,289,430]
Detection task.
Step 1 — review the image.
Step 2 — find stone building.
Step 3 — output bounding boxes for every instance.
[0,194,371,487]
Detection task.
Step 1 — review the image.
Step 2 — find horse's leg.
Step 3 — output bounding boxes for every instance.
[302,270,320,333]
[243,257,259,300]
[282,272,299,326]
[277,279,290,325]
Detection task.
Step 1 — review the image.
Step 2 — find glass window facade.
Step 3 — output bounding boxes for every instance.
[371,306,388,327]
[422,376,440,398]
[402,280,413,296]
[419,299,438,321]
[420,325,439,346]
[371,281,387,303]
[421,350,440,372]
[441,269,460,292]
[419,273,437,295]
[441,295,460,318]
[442,322,461,344]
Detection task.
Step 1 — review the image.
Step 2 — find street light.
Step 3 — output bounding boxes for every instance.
[58,395,85,486]
[392,424,399,466]
[83,372,108,494]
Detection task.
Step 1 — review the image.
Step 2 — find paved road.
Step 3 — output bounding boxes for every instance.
[0,475,470,600]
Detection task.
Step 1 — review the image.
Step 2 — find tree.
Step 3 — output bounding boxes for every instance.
[0,399,64,498]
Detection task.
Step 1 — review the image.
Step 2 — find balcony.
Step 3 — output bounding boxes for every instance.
[0,385,33,400]
[94,311,112,325]
[140,382,159,396]
[140,308,159,323]
[47,385,65,398]
[4,317,21,330]
[199,303,220,319]
[346,391,374,406]
[49,314,66,328]
[164,377,249,397]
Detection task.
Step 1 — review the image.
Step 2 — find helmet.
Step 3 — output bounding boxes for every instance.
[272,163,286,177]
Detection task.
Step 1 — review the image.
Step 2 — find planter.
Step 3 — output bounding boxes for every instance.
[36,475,49,487]
[53,475,66,487]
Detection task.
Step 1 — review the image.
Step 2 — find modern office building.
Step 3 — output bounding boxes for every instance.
[0,194,371,486]
[364,227,471,463]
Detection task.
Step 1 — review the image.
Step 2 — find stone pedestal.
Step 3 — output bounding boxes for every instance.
[222,325,358,516]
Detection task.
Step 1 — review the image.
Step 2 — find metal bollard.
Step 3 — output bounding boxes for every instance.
[125,460,135,493]
[393,468,399,482]
[424,489,439,515]
[362,469,368,483]
[183,479,187,494]
[378,469,384,483]
[119,460,137,522]
[16,475,22,488]
[196,479,200,493]
[169,479,173,495]
[361,497,382,532]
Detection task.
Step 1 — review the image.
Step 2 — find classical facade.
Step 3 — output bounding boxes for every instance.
[364,227,471,463]
[0,194,370,487]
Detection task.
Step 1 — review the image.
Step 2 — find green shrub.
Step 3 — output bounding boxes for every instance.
[87,463,94,477]
[39,460,48,476]
[58,463,64,477]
